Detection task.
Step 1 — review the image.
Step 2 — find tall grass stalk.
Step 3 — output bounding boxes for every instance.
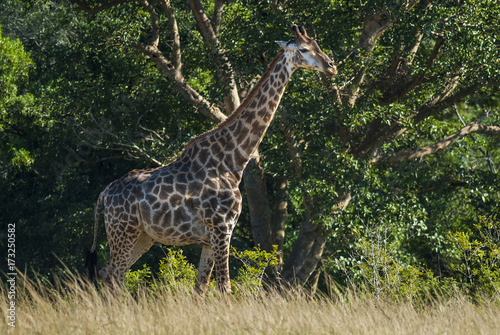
[2,272,500,334]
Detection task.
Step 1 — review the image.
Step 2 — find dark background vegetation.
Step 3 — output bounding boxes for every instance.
[1,0,499,296]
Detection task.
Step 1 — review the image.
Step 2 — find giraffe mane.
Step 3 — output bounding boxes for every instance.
[181,49,286,155]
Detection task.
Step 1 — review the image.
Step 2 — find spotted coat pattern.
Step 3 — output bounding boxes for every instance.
[89,26,336,295]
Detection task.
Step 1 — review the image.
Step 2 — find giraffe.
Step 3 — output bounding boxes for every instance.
[86,25,337,295]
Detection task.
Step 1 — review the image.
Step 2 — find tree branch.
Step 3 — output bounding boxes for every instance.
[138,0,159,47]
[135,43,226,123]
[187,0,218,49]
[413,83,480,124]
[354,83,482,158]
[454,105,497,173]
[379,35,445,105]
[357,12,393,52]
[159,0,181,71]
[187,0,240,113]
[372,121,500,163]
[212,0,224,36]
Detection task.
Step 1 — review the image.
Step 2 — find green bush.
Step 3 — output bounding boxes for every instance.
[124,264,152,295]
[230,245,279,296]
[447,216,500,297]
[124,246,279,296]
[331,216,500,302]
[155,249,198,292]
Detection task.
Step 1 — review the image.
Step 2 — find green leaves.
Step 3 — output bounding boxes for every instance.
[0,26,33,113]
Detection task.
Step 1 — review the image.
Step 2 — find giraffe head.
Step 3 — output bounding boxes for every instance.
[276,25,337,76]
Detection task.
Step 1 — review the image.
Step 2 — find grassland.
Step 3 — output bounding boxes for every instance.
[2,275,500,335]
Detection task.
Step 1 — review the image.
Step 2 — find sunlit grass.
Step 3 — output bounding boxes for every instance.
[1,272,500,335]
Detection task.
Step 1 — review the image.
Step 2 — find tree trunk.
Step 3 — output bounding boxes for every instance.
[271,176,287,268]
[281,220,327,286]
[242,156,274,253]
[281,192,351,286]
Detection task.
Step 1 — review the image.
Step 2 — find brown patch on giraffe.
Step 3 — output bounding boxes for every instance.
[165,227,177,236]
[190,159,202,173]
[279,72,286,82]
[159,185,174,199]
[198,149,210,165]
[174,207,191,223]
[235,128,249,143]
[257,95,267,108]
[211,141,223,159]
[151,225,164,235]
[176,183,187,195]
[188,181,203,195]
[145,194,157,204]
[153,185,160,195]
[234,148,246,167]
[251,120,261,129]
[162,174,174,185]
[179,222,190,232]
[177,173,188,184]
[170,194,182,207]
[262,81,269,92]
[194,168,206,181]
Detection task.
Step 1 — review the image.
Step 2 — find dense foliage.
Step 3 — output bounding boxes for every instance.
[1,0,499,298]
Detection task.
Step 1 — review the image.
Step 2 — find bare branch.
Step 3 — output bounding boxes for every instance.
[187,0,240,113]
[413,84,480,123]
[135,43,226,122]
[138,0,159,47]
[372,121,500,163]
[357,12,393,52]
[347,10,394,106]
[188,0,218,49]
[130,0,225,121]
[347,67,367,106]
[379,34,445,105]
[159,0,182,70]
[454,105,497,173]
[354,83,482,158]
[212,0,224,36]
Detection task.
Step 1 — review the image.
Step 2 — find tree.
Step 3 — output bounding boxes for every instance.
[73,0,500,288]
[0,24,34,173]
[1,0,499,292]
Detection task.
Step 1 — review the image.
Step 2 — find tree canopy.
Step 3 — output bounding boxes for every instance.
[1,0,499,295]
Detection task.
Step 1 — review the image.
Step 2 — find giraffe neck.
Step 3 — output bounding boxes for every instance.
[180,50,295,177]
[225,51,294,169]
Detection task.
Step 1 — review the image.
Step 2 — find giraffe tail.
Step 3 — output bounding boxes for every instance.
[85,187,108,281]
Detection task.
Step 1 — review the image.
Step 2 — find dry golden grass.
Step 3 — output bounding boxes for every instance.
[2,274,500,335]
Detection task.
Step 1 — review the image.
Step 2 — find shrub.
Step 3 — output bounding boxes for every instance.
[124,245,279,295]
[230,245,279,296]
[447,215,500,297]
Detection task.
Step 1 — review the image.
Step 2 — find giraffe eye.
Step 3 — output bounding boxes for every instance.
[299,48,309,53]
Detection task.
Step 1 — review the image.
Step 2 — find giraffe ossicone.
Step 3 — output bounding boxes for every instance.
[86,25,336,295]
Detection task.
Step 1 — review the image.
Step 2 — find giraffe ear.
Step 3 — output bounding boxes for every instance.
[276,40,295,50]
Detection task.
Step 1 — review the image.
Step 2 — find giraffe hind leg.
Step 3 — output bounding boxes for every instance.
[101,220,155,288]
[195,245,215,296]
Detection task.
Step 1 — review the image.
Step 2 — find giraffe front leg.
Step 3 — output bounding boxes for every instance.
[212,226,233,294]
[194,245,215,296]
